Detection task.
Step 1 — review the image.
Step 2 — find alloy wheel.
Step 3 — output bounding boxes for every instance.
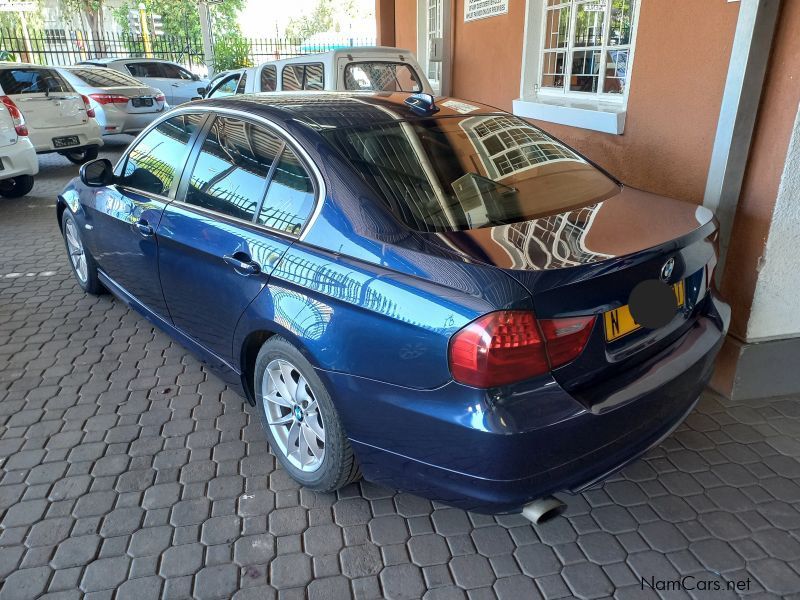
[262,358,326,471]
[64,218,88,283]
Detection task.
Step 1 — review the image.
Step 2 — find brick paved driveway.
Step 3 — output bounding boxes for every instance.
[1,139,800,600]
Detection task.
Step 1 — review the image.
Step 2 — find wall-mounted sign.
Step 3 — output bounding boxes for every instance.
[464,0,509,22]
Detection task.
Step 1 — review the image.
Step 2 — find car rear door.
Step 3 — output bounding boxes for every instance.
[156,114,317,363]
[124,61,170,102]
[0,67,87,150]
[85,113,205,318]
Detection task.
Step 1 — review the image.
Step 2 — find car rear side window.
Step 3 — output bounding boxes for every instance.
[69,68,142,88]
[281,63,324,91]
[120,114,202,197]
[344,62,423,92]
[0,68,72,94]
[260,65,277,92]
[257,147,315,235]
[184,117,282,221]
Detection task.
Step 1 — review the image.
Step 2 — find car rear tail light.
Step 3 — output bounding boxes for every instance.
[80,94,96,118]
[154,93,166,103]
[88,93,129,105]
[538,316,596,369]
[449,311,596,388]
[0,95,28,136]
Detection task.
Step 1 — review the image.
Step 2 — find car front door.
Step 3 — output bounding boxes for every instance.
[85,113,205,319]
[156,114,317,363]
[160,63,203,105]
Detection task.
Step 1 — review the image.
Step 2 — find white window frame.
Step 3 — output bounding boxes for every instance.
[417,0,444,95]
[513,0,642,135]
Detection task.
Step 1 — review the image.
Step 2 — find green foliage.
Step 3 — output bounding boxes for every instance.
[0,50,16,62]
[285,0,358,39]
[212,33,252,72]
[112,0,245,41]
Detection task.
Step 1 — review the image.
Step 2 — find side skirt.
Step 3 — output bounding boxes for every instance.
[97,269,245,393]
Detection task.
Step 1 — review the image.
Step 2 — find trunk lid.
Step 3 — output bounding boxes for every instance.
[100,85,165,113]
[426,187,718,397]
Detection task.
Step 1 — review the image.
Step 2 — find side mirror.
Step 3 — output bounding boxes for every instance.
[197,86,207,97]
[192,73,200,81]
[80,158,114,187]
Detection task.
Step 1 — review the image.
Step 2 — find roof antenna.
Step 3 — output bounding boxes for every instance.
[404,93,439,115]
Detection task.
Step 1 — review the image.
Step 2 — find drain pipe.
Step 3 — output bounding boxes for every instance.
[521,496,566,525]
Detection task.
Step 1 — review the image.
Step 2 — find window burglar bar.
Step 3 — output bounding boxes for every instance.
[539,0,636,99]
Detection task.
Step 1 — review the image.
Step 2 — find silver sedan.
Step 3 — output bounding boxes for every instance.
[57,66,169,136]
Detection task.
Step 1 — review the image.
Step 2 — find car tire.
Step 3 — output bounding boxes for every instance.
[0,175,34,198]
[61,211,104,295]
[63,146,99,165]
[254,336,361,492]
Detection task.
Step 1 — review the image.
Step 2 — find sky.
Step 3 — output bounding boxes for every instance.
[238,0,376,39]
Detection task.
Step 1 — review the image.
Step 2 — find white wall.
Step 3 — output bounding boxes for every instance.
[747,101,800,341]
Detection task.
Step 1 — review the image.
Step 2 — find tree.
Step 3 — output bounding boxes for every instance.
[112,0,245,41]
[285,0,358,40]
[62,0,108,52]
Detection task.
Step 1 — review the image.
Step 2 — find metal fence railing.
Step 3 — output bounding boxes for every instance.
[0,28,376,74]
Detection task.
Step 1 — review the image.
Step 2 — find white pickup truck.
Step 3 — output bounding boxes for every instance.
[204,47,433,99]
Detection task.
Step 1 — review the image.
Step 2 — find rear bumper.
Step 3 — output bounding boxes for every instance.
[0,138,38,178]
[96,105,166,135]
[322,292,730,513]
[31,122,103,153]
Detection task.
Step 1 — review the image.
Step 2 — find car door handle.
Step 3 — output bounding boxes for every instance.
[223,254,261,275]
[135,221,154,236]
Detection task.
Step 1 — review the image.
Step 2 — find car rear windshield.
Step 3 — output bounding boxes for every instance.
[0,68,72,95]
[68,68,143,88]
[322,114,620,232]
[344,62,423,93]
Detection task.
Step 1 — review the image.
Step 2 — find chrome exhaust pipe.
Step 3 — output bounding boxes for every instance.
[521,496,566,525]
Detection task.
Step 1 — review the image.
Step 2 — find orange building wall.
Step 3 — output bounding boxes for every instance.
[390,0,738,205]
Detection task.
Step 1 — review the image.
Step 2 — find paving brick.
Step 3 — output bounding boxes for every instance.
[1,151,799,600]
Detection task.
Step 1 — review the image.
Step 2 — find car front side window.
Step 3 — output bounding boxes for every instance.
[184,116,282,221]
[119,114,203,197]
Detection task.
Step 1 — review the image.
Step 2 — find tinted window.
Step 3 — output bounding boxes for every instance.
[207,74,239,98]
[0,68,72,94]
[120,114,202,196]
[257,147,315,235]
[321,114,619,233]
[161,63,194,80]
[236,72,247,93]
[185,117,282,221]
[126,62,163,78]
[281,63,324,91]
[344,62,422,92]
[68,67,142,88]
[260,65,277,92]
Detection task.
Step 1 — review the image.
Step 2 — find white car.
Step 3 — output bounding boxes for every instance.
[0,94,38,198]
[77,58,209,105]
[203,47,433,98]
[57,66,169,136]
[0,63,103,165]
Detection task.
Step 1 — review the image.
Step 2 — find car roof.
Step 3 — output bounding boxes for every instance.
[197,92,501,131]
[0,62,53,69]
[78,57,179,65]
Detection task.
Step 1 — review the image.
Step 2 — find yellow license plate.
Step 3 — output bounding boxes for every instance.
[603,280,685,342]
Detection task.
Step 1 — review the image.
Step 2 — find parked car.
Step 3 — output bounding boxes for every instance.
[0,94,38,198]
[0,63,102,165]
[57,92,730,518]
[76,58,208,105]
[57,66,168,136]
[203,46,432,98]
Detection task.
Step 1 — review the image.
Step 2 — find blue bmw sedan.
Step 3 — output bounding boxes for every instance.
[57,92,730,519]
